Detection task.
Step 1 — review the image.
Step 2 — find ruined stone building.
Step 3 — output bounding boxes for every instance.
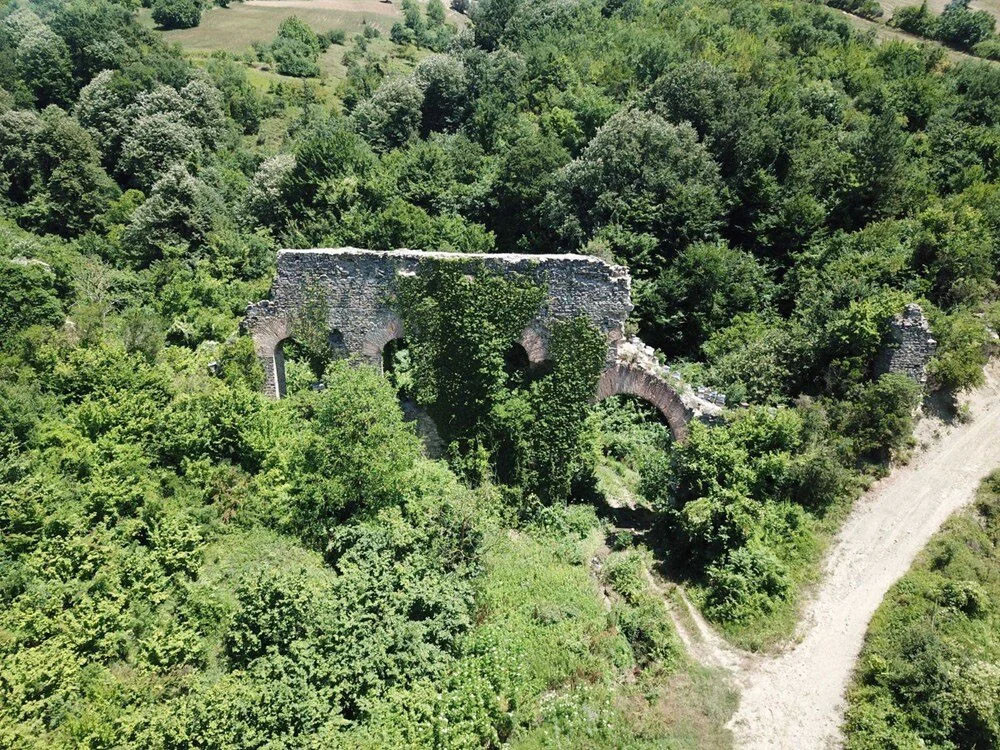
[246,248,722,440]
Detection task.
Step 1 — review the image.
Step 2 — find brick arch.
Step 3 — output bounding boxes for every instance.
[250,317,291,399]
[596,363,691,441]
[272,331,350,398]
[360,314,405,369]
[250,316,355,398]
[518,327,548,365]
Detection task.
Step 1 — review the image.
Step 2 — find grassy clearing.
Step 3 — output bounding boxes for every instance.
[147,6,427,110]
[140,2,398,52]
[844,470,1000,748]
[472,510,735,749]
[140,0,466,53]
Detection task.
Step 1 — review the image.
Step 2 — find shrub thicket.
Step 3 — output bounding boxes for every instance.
[151,0,201,30]
[2,0,1000,739]
[892,0,997,53]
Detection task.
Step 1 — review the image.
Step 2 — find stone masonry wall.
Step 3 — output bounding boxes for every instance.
[245,248,634,397]
[875,303,937,385]
[245,247,722,439]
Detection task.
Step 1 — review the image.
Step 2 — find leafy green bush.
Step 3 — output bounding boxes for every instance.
[937,2,995,50]
[321,28,347,47]
[269,16,321,77]
[891,3,941,38]
[604,549,648,602]
[225,568,320,666]
[891,0,997,53]
[0,261,62,336]
[613,595,679,667]
[927,309,990,391]
[841,374,920,462]
[641,407,823,631]
[825,0,883,21]
[704,541,792,624]
[289,361,422,545]
[972,36,1000,59]
[703,313,800,404]
[936,579,988,616]
[151,0,201,30]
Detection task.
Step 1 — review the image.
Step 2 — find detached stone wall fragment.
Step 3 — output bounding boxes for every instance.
[876,303,937,385]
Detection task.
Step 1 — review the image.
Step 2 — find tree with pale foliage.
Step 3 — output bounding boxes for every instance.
[353,76,424,151]
[120,165,223,267]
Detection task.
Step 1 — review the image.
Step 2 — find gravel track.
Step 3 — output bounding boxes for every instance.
[716,366,1000,748]
[594,367,1000,747]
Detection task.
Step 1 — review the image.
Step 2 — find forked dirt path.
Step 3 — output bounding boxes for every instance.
[722,363,1000,748]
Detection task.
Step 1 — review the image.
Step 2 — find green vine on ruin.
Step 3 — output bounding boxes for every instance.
[393,260,606,503]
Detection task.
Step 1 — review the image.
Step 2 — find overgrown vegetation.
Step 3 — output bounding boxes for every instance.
[844,470,1000,748]
[638,375,921,647]
[2,0,1000,742]
[394,261,606,503]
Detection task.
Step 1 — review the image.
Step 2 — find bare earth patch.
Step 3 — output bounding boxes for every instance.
[721,362,1000,748]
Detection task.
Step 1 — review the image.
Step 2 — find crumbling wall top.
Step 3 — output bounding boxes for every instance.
[245,247,635,360]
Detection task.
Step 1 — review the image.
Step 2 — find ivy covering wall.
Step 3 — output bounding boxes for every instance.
[394,262,606,503]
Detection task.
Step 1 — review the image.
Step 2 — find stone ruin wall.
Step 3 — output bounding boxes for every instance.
[245,248,633,394]
[245,247,722,439]
[875,303,938,384]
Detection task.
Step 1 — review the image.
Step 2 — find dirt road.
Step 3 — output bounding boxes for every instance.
[244,0,468,23]
[725,365,1000,748]
[246,0,397,15]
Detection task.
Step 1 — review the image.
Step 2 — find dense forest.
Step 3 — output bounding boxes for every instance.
[1,0,1000,745]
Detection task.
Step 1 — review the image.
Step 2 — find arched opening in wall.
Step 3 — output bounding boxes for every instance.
[503,342,553,389]
[275,329,347,397]
[595,394,674,479]
[589,394,674,540]
[380,337,445,458]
